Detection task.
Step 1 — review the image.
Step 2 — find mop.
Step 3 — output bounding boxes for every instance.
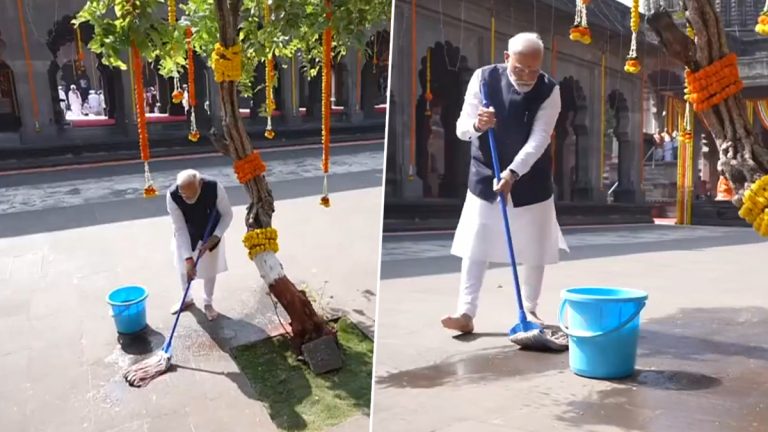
[479,81,568,352]
[122,209,220,387]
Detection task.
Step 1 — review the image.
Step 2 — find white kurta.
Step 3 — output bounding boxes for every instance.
[68,90,82,116]
[450,66,569,265]
[167,181,234,279]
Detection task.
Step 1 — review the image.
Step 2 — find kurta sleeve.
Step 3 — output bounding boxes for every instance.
[456,68,485,142]
[167,190,194,260]
[213,182,233,238]
[508,85,562,176]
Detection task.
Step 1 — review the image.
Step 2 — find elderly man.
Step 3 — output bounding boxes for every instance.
[167,169,233,320]
[441,32,569,334]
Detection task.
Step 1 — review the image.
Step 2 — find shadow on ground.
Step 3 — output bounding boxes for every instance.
[0,170,381,238]
[117,325,166,355]
[555,306,768,432]
[380,226,767,280]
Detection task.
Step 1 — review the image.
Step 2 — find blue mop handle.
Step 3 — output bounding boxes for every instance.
[162,208,220,354]
[479,82,528,320]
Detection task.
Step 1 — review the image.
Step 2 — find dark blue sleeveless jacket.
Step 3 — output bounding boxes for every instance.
[469,64,556,207]
[170,178,221,251]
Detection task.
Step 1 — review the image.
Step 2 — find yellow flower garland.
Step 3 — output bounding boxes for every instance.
[738,175,768,236]
[624,0,641,74]
[757,3,768,36]
[212,43,243,82]
[168,0,176,25]
[243,227,279,259]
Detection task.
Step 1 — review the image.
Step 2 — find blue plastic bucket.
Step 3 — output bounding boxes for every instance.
[107,285,149,335]
[558,287,648,379]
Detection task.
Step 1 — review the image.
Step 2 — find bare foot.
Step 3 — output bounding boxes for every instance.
[441,313,474,334]
[525,310,544,325]
[170,298,194,315]
[204,304,219,321]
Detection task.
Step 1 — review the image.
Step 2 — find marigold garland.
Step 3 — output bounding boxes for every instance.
[186,27,199,142]
[264,0,276,139]
[75,25,85,68]
[756,4,768,36]
[243,228,279,259]
[738,175,768,236]
[624,0,641,74]
[320,0,332,208]
[683,53,743,112]
[131,42,157,198]
[212,43,242,82]
[16,0,40,131]
[490,10,495,63]
[425,47,432,116]
[233,151,267,184]
[168,0,176,25]
[569,0,592,45]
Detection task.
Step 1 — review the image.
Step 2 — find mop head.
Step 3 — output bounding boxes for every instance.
[509,326,569,352]
[122,351,171,387]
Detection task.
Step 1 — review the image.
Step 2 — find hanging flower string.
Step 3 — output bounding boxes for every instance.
[425,47,432,116]
[186,27,199,142]
[624,0,641,73]
[490,10,496,62]
[756,1,768,36]
[169,2,183,107]
[681,23,694,150]
[320,0,333,208]
[684,53,743,112]
[131,42,157,198]
[264,0,276,139]
[15,0,39,131]
[569,0,592,45]
[75,25,86,73]
[168,0,176,25]
[372,31,379,72]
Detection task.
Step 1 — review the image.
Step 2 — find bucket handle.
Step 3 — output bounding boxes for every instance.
[557,299,646,339]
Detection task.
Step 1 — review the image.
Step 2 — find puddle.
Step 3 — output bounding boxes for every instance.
[377,346,568,389]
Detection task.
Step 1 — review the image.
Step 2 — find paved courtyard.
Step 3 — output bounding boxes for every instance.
[373,224,768,432]
[0,143,382,431]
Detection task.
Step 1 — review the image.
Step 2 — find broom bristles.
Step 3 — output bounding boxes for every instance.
[509,327,569,352]
[122,352,171,387]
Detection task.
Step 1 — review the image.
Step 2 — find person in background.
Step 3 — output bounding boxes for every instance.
[716,170,735,201]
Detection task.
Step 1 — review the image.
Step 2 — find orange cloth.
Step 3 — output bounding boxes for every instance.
[716,176,734,201]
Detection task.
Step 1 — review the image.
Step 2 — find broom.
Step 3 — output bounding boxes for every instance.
[122,208,219,387]
[479,81,568,352]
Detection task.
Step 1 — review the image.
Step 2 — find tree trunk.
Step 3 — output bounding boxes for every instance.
[212,0,331,352]
[647,0,768,206]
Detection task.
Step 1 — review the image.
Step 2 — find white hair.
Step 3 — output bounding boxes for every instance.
[507,32,544,55]
[176,169,201,186]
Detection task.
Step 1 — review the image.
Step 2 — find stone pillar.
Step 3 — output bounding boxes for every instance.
[116,65,134,134]
[306,73,322,120]
[342,51,364,123]
[6,57,57,144]
[612,90,641,203]
[279,55,301,125]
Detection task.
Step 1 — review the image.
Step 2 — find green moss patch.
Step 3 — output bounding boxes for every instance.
[232,318,373,431]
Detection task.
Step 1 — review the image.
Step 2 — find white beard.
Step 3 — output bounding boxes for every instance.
[512,81,535,93]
